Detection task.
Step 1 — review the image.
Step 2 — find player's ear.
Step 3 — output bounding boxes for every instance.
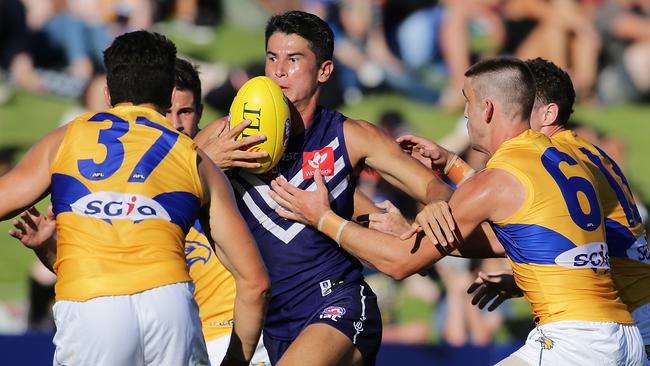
[541,103,560,126]
[318,60,334,83]
[104,85,112,107]
[483,98,495,124]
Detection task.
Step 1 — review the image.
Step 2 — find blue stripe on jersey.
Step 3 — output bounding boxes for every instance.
[492,223,576,264]
[153,192,201,233]
[51,173,92,215]
[605,218,637,257]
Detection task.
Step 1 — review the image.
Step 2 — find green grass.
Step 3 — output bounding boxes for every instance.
[0,21,649,301]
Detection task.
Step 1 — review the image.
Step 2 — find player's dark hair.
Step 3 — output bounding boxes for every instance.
[104,31,176,109]
[265,10,334,66]
[525,58,575,127]
[175,58,202,109]
[465,57,536,121]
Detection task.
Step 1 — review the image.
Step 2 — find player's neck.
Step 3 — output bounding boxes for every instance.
[293,93,320,129]
[113,102,166,115]
[490,119,529,155]
[544,124,565,137]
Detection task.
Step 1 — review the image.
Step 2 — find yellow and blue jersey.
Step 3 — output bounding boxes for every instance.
[185,221,236,341]
[487,129,633,326]
[554,130,650,312]
[50,105,203,301]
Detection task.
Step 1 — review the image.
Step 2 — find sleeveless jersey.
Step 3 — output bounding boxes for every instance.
[553,130,650,312]
[50,105,203,301]
[487,129,633,325]
[185,220,236,341]
[230,107,364,339]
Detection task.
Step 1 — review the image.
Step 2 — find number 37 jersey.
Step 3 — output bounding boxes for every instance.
[487,129,633,326]
[50,106,203,301]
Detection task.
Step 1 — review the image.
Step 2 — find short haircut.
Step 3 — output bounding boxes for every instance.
[103,31,176,109]
[525,57,575,127]
[465,57,536,121]
[174,58,202,109]
[265,10,334,66]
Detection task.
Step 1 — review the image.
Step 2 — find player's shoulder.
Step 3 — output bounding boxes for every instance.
[464,168,523,197]
[343,117,390,141]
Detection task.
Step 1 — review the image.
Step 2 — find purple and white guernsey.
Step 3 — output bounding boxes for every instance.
[230,107,366,340]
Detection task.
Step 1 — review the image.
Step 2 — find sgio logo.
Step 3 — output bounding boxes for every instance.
[71,191,171,221]
[554,242,610,269]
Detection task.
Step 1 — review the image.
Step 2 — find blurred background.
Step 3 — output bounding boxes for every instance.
[0,0,649,364]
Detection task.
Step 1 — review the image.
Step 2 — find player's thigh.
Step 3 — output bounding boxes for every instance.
[277,323,363,366]
[137,282,209,365]
[52,297,143,366]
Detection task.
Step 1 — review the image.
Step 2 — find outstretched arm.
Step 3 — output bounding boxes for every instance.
[0,126,67,221]
[197,151,269,365]
[270,168,518,279]
[345,119,453,204]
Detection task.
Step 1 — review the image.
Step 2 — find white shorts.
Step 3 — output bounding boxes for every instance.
[633,303,650,347]
[206,333,270,366]
[632,303,650,365]
[52,282,209,366]
[508,321,644,366]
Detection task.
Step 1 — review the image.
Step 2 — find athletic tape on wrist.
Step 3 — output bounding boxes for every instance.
[444,155,475,185]
[317,210,349,246]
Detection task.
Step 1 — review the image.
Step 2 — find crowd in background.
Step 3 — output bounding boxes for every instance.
[1,0,649,347]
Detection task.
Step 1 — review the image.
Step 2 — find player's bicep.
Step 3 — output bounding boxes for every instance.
[346,120,450,203]
[446,171,507,257]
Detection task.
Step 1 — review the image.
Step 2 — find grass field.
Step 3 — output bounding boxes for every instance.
[0,21,649,300]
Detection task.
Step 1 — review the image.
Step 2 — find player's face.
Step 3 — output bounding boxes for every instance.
[265,32,328,108]
[167,89,201,138]
[463,77,487,152]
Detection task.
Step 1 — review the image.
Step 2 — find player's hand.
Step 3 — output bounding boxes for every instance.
[400,200,456,251]
[269,169,331,227]
[197,118,269,170]
[8,206,56,250]
[369,200,411,237]
[466,271,523,311]
[396,134,452,171]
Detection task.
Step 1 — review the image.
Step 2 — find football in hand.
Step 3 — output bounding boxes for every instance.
[229,76,291,174]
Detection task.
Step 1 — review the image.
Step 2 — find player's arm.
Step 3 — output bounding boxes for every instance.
[0,126,67,221]
[196,150,269,365]
[194,117,269,171]
[270,169,510,279]
[344,119,453,204]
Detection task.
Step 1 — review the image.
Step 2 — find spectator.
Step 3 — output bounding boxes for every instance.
[499,0,601,99]
[596,0,650,103]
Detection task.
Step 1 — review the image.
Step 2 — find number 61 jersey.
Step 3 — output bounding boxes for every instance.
[50,106,203,302]
[487,129,633,326]
[554,130,650,313]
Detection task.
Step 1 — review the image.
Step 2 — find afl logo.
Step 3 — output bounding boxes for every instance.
[71,191,171,222]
